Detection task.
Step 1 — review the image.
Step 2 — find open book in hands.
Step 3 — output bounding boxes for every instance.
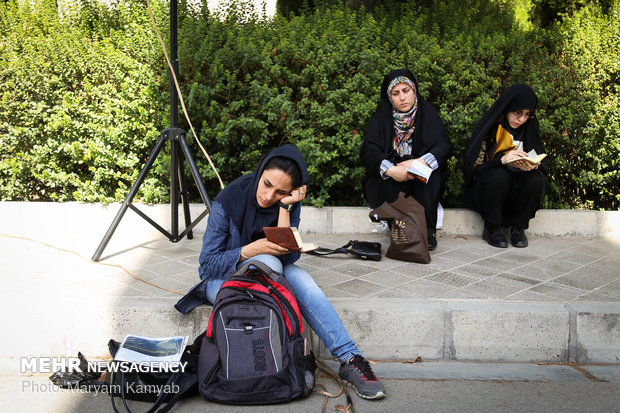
[505,149,547,165]
[263,227,319,253]
[406,160,432,183]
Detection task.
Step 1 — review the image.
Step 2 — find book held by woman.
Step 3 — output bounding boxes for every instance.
[263,227,318,252]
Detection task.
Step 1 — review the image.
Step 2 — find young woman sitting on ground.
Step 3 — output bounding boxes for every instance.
[178,144,386,400]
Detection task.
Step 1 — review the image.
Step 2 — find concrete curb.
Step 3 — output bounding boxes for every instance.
[308,299,620,365]
[3,296,618,367]
[300,206,620,238]
[3,202,619,237]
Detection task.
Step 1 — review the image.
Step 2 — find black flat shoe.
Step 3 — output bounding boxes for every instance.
[510,227,528,248]
[482,227,508,248]
[427,231,437,251]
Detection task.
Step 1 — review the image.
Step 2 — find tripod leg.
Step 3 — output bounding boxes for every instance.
[176,142,194,239]
[179,135,212,209]
[91,134,168,262]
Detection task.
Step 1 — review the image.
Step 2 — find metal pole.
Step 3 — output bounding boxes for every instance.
[170,0,179,238]
[170,0,179,128]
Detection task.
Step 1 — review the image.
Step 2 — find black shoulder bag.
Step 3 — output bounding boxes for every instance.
[307,240,382,261]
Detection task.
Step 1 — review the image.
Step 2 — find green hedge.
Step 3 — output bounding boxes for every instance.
[0,0,168,202]
[1,0,618,209]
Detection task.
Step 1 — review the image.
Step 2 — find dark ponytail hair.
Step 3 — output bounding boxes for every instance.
[264,156,302,188]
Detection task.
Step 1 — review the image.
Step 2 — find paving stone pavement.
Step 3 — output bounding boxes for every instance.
[2,204,620,413]
[2,204,619,365]
[83,232,620,304]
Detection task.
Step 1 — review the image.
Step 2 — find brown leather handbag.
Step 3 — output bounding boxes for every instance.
[369,192,431,264]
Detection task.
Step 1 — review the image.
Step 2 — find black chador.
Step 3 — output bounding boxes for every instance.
[360,69,452,238]
[463,84,548,248]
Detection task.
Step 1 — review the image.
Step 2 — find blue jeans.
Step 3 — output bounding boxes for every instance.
[205,254,361,363]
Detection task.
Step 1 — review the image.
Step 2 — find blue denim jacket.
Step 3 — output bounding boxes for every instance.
[198,201,301,281]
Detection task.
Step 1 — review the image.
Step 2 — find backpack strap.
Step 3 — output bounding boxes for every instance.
[146,372,197,413]
[110,370,192,413]
[309,334,356,413]
[236,259,281,282]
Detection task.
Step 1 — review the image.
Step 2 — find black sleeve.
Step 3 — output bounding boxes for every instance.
[360,113,395,179]
[472,156,503,179]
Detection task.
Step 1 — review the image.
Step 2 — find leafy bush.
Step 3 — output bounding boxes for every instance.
[551,1,620,209]
[0,0,618,210]
[0,0,168,202]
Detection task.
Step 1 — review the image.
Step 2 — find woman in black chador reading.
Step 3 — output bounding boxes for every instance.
[464,84,549,248]
[361,69,453,250]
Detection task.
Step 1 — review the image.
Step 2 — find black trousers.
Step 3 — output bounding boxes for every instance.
[364,170,444,230]
[466,167,548,230]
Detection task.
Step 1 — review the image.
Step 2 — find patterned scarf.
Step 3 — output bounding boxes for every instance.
[387,76,418,157]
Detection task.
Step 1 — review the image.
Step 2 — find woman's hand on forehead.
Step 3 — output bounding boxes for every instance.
[280,184,308,206]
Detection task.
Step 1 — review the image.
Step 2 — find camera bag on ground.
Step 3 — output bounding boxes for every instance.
[198,260,316,405]
[307,240,382,261]
[107,334,202,413]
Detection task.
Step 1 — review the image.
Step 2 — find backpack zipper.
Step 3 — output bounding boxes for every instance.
[225,316,265,326]
[256,274,302,336]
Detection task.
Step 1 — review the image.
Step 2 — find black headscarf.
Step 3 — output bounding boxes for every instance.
[215,144,309,246]
[360,69,452,181]
[464,84,547,184]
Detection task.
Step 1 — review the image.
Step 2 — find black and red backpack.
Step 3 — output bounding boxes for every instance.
[197,260,316,404]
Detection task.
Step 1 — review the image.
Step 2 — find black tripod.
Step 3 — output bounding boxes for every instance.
[92,0,211,262]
